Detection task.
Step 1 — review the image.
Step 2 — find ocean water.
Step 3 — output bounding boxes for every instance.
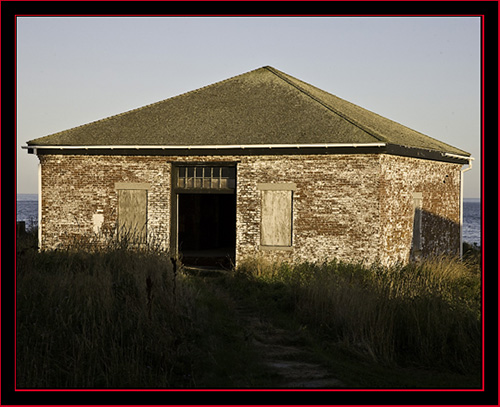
[462,198,481,246]
[16,194,482,246]
[16,194,38,230]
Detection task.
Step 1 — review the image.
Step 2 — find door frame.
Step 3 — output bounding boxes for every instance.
[170,162,237,259]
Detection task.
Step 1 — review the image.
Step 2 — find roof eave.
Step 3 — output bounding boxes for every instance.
[384,144,471,164]
[23,142,471,164]
[23,142,386,155]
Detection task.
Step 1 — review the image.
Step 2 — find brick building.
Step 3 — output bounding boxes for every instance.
[25,66,472,267]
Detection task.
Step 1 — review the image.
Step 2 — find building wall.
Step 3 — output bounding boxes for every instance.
[235,154,382,265]
[379,155,462,263]
[38,154,173,249]
[38,153,462,265]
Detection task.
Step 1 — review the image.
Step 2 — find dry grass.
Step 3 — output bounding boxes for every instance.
[17,247,182,387]
[16,231,262,388]
[16,229,481,388]
[237,255,482,373]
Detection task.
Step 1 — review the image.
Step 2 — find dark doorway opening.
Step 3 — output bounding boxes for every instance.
[178,193,236,268]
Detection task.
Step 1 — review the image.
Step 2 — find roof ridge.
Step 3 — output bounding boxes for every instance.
[263,66,387,143]
[27,66,470,157]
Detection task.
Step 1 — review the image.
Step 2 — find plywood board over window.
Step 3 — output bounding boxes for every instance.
[411,192,423,259]
[115,183,150,244]
[258,183,296,250]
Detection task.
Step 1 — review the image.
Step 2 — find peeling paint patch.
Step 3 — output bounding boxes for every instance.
[92,213,104,234]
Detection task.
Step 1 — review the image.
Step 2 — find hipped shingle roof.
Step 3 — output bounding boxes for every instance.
[27,66,470,157]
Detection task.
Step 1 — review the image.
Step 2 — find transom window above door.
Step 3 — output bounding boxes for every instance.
[176,165,236,190]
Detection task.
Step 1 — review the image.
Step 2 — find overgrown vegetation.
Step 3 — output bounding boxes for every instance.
[16,229,482,388]
[236,253,482,375]
[16,229,266,388]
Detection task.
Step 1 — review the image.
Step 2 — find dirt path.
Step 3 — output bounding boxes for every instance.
[235,304,345,389]
[186,266,345,388]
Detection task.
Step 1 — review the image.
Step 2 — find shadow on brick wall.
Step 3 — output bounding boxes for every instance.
[410,208,461,261]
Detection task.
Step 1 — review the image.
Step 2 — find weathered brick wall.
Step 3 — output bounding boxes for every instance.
[39,154,241,250]
[379,155,462,263]
[39,154,173,249]
[235,154,382,265]
[38,152,462,266]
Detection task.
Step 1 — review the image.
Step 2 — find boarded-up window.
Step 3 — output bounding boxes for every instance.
[258,183,296,248]
[115,183,150,244]
[412,192,423,253]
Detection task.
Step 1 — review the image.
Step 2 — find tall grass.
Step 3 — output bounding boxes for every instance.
[16,227,481,387]
[16,228,273,388]
[18,247,178,388]
[237,255,481,373]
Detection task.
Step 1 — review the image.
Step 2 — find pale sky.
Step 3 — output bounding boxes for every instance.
[16,16,481,197]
